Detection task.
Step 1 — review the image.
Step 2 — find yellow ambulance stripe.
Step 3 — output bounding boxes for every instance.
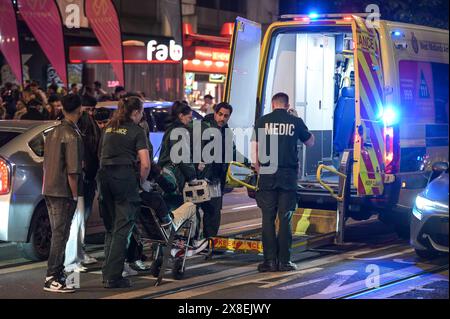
[358,53,383,108]
[360,90,385,150]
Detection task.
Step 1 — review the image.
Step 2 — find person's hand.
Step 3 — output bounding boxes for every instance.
[140,180,152,192]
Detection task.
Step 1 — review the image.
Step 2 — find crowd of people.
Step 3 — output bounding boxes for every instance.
[2,80,315,294]
[0,80,145,121]
[11,78,232,293]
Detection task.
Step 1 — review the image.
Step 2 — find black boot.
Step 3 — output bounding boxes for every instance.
[257,260,278,273]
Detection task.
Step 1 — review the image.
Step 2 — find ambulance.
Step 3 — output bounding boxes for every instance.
[224,14,449,235]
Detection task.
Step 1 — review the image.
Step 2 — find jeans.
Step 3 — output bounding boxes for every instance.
[256,190,297,264]
[45,196,77,278]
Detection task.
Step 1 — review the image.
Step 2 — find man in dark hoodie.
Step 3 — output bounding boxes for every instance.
[197,102,235,238]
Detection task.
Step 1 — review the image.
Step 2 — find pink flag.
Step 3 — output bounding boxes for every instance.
[85,0,124,86]
[0,0,23,84]
[17,0,67,85]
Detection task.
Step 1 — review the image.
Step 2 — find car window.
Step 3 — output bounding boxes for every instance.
[0,132,21,148]
[28,134,45,157]
[151,109,170,132]
[28,127,55,157]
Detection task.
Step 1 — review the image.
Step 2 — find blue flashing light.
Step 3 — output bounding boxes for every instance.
[394,31,402,36]
[379,106,399,126]
[309,13,319,19]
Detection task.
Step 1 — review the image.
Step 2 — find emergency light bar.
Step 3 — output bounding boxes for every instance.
[280,13,370,21]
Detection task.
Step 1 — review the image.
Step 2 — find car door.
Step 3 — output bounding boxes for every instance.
[352,16,386,196]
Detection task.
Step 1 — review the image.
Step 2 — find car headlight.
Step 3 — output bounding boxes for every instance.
[415,195,449,214]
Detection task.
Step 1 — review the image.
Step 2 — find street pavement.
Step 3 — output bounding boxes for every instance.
[0,188,448,300]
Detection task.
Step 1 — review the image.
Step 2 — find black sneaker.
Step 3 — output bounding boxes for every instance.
[104,277,131,289]
[43,276,75,293]
[279,261,298,272]
[257,260,278,273]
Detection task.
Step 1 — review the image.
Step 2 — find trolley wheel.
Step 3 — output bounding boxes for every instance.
[150,257,163,278]
[172,258,185,280]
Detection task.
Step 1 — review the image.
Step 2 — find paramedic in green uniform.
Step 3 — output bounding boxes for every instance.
[158,101,197,209]
[98,96,150,288]
[252,93,315,272]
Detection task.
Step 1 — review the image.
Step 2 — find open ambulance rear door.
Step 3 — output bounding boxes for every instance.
[224,17,262,160]
[352,16,386,196]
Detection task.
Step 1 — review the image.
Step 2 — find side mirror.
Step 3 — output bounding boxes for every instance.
[429,161,449,184]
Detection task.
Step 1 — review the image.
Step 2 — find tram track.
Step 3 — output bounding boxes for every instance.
[336,263,449,299]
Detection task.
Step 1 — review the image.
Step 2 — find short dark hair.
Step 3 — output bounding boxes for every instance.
[27,99,42,109]
[48,84,58,92]
[94,107,112,122]
[115,86,125,94]
[214,102,233,114]
[170,101,192,123]
[48,94,61,104]
[272,92,289,106]
[82,94,97,107]
[71,83,78,89]
[94,81,102,88]
[204,94,213,100]
[62,94,82,113]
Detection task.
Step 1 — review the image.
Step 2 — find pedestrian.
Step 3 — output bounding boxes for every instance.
[94,107,112,130]
[64,98,102,272]
[42,94,84,293]
[94,81,107,100]
[13,100,28,120]
[197,102,235,238]
[70,83,79,95]
[21,99,45,120]
[252,93,315,273]
[199,94,214,115]
[97,96,150,288]
[47,95,63,120]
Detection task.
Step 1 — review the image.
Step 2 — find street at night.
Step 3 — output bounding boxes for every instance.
[0,0,448,312]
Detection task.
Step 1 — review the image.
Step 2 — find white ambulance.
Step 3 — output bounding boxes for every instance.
[225,14,449,235]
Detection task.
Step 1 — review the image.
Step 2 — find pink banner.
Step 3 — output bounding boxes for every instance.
[85,0,124,86]
[17,0,67,85]
[0,0,23,84]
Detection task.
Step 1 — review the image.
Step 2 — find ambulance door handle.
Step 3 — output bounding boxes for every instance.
[319,100,322,110]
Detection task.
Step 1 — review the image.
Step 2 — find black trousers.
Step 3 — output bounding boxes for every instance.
[45,196,77,278]
[200,196,223,238]
[98,166,141,281]
[255,189,297,264]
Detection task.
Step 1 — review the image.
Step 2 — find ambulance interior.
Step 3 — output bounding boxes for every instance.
[262,30,356,181]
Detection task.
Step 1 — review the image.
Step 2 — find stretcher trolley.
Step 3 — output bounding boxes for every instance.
[211,154,355,256]
[137,187,214,286]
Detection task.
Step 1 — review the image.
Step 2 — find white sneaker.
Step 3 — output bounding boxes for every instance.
[132,260,151,271]
[186,239,209,257]
[82,253,98,265]
[122,262,138,277]
[65,263,88,273]
[172,239,209,258]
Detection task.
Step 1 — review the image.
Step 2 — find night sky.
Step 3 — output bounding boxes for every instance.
[279,0,449,29]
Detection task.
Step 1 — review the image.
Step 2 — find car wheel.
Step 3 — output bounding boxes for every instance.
[19,204,52,261]
[415,248,440,260]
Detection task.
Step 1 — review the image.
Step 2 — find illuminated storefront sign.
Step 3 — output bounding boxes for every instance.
[209,74,225,83]
[147,40,183,62]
